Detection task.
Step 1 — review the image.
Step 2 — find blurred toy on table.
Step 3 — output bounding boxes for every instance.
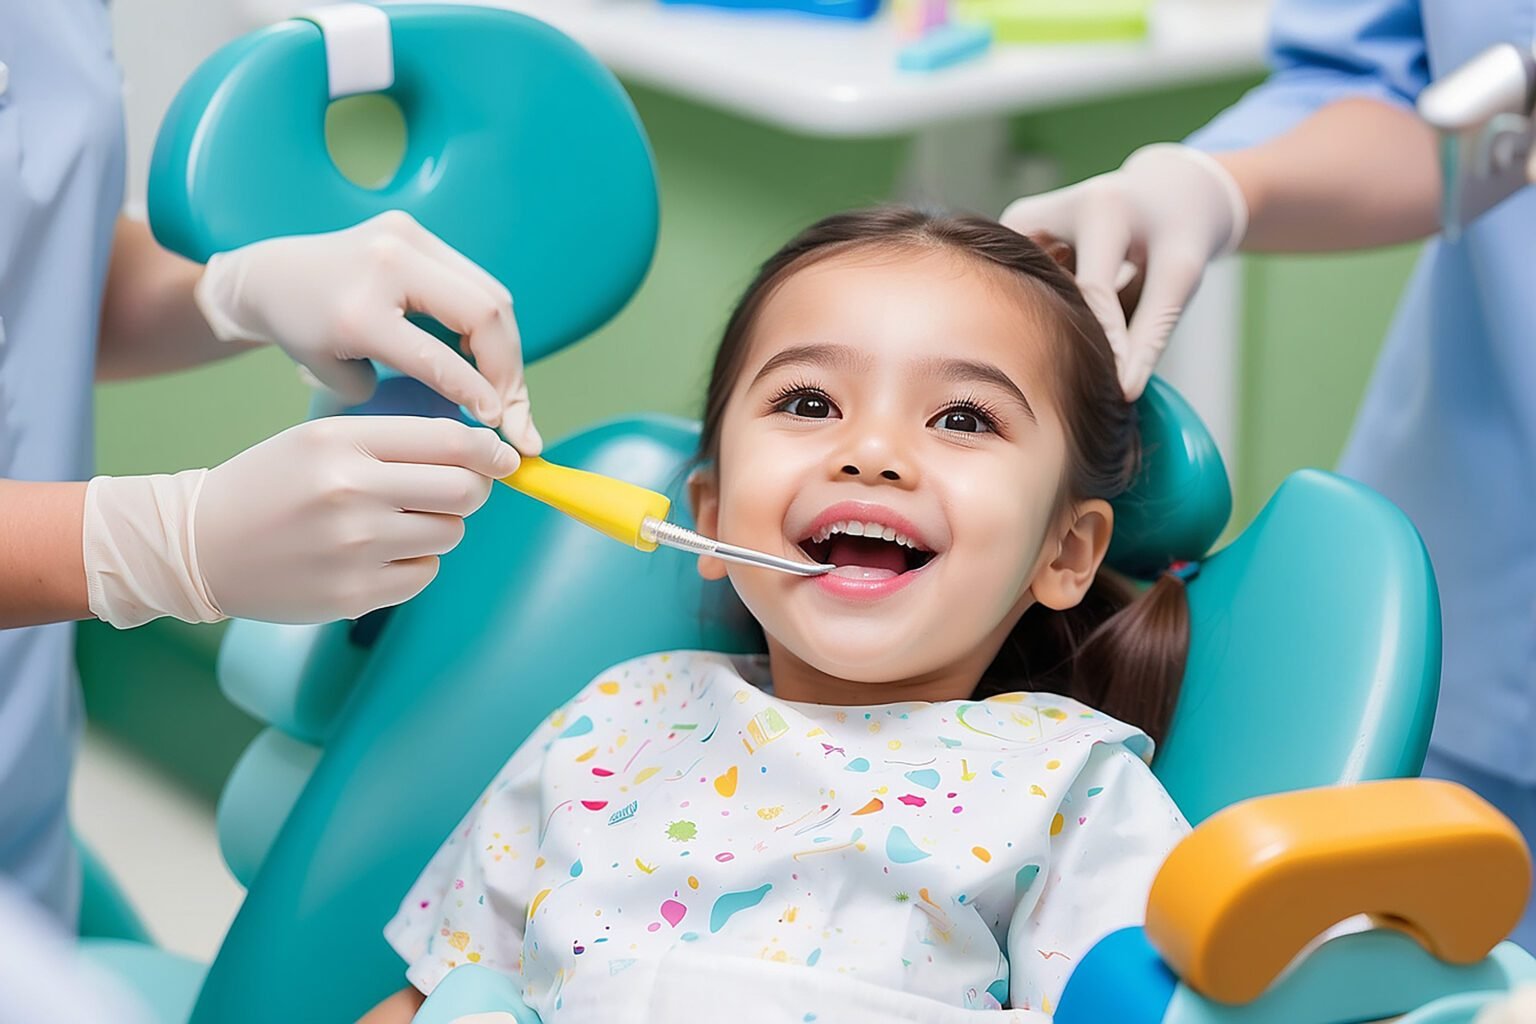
[892,0,993,71]
[958,0,1151,43]
[654,0,1152,48]
[657,0,882,19]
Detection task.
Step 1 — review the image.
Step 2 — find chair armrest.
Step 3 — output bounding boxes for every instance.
[411,965,540,1024]
[217,618,372,743]
[1145,779,1531,1004]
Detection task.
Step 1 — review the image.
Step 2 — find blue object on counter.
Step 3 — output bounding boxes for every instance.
[897,21,992,70]
[659,0,881,18]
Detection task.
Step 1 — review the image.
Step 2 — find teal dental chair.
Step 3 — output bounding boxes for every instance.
[81,5,1535,1023]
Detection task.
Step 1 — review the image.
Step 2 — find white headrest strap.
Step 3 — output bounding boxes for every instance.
[299,3,395,99]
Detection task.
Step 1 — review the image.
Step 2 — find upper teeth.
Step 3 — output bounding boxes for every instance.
[807,520,925,550]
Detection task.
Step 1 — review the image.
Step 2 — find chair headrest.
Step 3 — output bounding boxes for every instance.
[147,4,658,364]
[1106,377,1233,579]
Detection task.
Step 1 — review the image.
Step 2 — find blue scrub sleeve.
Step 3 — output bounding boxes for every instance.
[1188,0,1431,151]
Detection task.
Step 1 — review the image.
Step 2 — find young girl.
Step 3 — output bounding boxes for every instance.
[363,208,1193,1023]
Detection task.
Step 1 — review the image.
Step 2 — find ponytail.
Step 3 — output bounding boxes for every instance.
[975,569,1192,746]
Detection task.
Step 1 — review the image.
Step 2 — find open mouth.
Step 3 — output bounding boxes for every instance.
[798,519,936,579]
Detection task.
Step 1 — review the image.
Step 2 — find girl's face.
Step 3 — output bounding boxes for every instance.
[691,248,1113,705]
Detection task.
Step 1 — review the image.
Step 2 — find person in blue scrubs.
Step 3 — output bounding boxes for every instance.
[1002,0,1536,950]
[0,4,542,929]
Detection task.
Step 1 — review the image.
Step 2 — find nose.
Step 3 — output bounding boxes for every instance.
[832,424,917,487]
[839,463,903,482]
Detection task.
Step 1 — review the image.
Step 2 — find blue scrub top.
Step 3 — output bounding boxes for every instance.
[0,1,126,923]
[1191,1,1536,784]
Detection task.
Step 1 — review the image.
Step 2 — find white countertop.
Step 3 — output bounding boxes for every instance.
[247,0,1273,137]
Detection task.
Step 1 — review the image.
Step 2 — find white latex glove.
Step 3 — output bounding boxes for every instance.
[1000,143,1249,401]
[194,210,542,454]
[83,416,517,627]
[1476,985,1536,1024]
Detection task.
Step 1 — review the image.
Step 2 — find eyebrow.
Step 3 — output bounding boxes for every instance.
[918,356,1036,422]
[749,343,1035,422]
[748,344,873,388]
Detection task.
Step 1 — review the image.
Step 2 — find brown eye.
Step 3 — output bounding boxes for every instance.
[930,407,994,434]
[778,391,839,420]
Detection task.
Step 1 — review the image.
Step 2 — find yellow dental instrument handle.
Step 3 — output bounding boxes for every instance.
[497,457,834,576]
[500,456,671,552]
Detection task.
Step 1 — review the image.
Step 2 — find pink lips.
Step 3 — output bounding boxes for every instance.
[794,500,941,603]
[813,566,929,602]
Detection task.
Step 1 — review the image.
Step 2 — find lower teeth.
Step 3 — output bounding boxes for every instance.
[829,566,898,580]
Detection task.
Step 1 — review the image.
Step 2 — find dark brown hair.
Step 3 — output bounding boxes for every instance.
[697,207,1189,744]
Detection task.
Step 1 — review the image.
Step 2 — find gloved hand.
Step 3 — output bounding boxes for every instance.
[1000,143,1249,401]
[194,210,542,454]
[83,416,518,627]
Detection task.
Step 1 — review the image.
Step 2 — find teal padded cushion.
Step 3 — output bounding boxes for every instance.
[79,939,206,1024]
[147,5,658,365]
[1154,469,1441,825]
[216,728,323,889]
[1107,377,1232,579]
[216,621,371,744]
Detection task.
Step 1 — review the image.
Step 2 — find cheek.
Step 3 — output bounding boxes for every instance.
[940,451,1061,586]
[714,423,803,541]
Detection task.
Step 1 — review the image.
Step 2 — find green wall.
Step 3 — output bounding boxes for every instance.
[1237,245,1419,517]
[80,76,1418,797]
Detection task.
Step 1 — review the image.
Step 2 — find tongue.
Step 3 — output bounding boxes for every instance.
[827,535,908,578]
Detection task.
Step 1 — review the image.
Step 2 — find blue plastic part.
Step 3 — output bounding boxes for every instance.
[215,728,323,889]
[1153,469,1441,826]
[78,939,206,1024]
[147,5,659,367]
[658,0,881,18]
[413,964,540,1024]
[897,23,994,71]
[1159,934,1536,1024]
[1107,376,1232,579]
[1055,927,1177,1024]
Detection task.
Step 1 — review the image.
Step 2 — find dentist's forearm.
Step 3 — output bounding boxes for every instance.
[0,480,89,628]
[96,216,261,380]
[1214,98,1442,251]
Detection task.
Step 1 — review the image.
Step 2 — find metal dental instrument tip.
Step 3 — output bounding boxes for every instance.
[641,517,835,577]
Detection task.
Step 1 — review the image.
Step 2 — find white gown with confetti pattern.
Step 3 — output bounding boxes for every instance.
[384,651,1189,1022]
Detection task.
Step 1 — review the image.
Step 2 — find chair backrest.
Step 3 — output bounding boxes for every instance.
[148,7,1439,1019]
[1156,469,1440,825]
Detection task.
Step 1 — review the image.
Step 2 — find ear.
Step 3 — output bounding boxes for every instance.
[685,467,728,581]
[1031,499,1114,611]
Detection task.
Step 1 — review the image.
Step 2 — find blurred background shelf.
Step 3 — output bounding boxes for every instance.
[406,0,1269,137]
